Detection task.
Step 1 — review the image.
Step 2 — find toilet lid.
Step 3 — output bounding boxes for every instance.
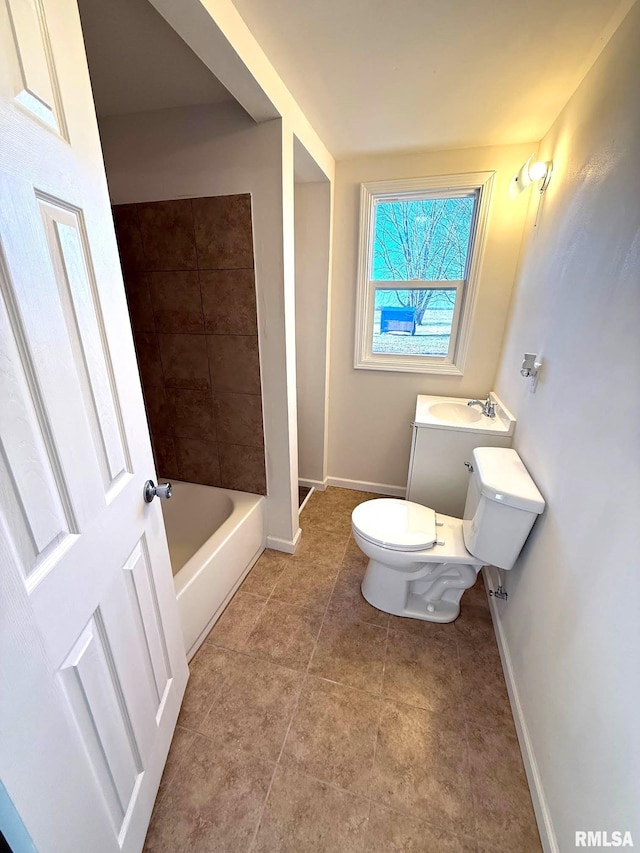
[352,499,437,552]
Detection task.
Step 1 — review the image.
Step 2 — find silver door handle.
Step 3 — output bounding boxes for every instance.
[144,480,172,503]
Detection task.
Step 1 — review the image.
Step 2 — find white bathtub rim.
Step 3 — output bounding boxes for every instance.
[172,485,266,657]
[184,541,263,662]
[171,485,265,596]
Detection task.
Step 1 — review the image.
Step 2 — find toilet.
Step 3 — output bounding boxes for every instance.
[352,447,545,623]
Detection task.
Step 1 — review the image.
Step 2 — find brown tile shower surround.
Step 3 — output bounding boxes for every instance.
[113,195,266,494]
[143,488,542,853]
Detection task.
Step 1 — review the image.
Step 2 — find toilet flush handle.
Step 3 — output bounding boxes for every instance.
[464,461,474,472]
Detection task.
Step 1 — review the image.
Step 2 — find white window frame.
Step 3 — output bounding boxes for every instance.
[354,172,495,375]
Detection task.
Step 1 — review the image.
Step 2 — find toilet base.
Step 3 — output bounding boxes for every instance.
[360,557,481,624]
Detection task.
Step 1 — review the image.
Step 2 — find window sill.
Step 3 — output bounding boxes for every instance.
[354,355,464,375]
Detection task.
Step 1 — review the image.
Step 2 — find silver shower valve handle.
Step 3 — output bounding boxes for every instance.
[143,479,172,503]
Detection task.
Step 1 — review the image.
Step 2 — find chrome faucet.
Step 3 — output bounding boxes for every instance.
[468,396,496,418]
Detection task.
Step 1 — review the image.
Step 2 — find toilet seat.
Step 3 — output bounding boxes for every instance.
[352,499,437,552]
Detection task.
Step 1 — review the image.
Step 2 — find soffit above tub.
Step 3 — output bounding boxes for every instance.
[230,0,632,157]
[77,0,235,117]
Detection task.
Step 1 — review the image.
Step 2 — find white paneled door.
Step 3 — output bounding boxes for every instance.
[0,1,188,851]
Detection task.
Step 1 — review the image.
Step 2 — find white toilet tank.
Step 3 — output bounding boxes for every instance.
[462,447,545,570]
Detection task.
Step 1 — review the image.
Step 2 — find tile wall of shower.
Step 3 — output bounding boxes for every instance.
[113,194,266,495]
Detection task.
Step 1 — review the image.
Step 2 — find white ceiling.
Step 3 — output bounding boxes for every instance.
[231,0,630,157]
[77,0,234,117]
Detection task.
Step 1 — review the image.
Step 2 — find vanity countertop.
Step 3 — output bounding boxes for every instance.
[414,393,516,436]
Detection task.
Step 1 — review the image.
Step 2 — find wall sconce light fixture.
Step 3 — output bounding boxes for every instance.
[511,155,553,196]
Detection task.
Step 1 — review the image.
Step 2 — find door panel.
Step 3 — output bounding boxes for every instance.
[0,175,103,538]
[60,614,144,835]
[2,0,67,134]
[38,197,131,489]
[121,538,173,713]
[0,261,74,578]
[0,0,189,850]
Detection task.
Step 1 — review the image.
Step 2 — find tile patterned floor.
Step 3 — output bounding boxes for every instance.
[144,487,542,853]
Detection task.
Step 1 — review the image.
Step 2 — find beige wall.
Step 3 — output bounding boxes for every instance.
[490,3,640,849]
[327,143,535,490]
[294,181,331,485]
[148,0,335,180]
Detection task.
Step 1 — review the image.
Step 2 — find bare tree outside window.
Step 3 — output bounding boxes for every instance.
[373,196,475,323]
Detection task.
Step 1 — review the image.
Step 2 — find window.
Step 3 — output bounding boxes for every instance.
[354,172,494,374]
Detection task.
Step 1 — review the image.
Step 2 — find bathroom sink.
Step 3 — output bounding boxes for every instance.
[428,402,483,424]
[413,393,516,436]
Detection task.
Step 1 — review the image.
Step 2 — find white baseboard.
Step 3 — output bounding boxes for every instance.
[326,476,406,497]
[484,567,558,853]
[266,526,302,554]
[298,477,327,491]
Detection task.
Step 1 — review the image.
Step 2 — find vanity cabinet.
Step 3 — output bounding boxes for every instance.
[406,395,514,516]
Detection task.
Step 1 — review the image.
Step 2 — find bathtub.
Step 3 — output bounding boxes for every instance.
[160,481,266,660]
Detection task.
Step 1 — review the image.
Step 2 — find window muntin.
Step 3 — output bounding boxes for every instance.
[354,173,494,375]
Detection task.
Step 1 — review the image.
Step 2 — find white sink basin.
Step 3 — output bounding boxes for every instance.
[428,402,482,424]
[414,393,516,436]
